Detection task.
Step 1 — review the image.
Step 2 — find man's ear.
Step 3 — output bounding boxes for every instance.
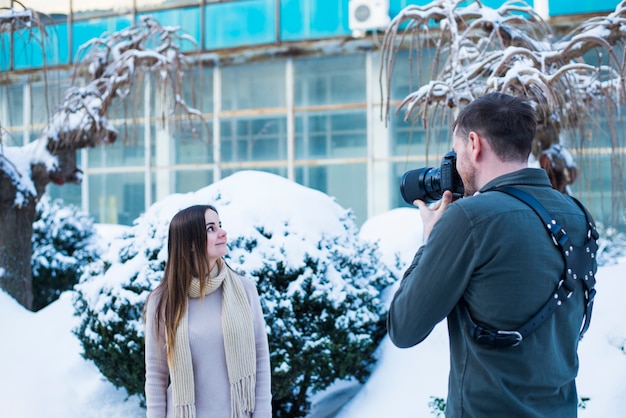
[467,131,482,160]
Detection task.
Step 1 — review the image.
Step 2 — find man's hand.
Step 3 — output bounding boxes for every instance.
[414,190,454,240]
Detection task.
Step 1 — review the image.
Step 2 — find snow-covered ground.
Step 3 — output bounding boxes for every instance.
[1,191,625,418]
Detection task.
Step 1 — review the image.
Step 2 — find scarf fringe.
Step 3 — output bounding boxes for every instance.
[176,403,196,418]
[230,374,256,418]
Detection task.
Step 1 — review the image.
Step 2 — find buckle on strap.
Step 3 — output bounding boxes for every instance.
[473,327,523,348]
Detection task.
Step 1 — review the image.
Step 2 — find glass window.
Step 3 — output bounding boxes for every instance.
[570,152,621,229]
[175,169,214,194]
[220,116,287,162]
[181,66,213,115]
[46,182,82,208]
[12,23,70,69]
[137,8,201,53]
[295,110,367,159]
[0,31,9,71]
[280,0,350,42]
[389,106,453,160]
[221,61,285,111]
[204,0,276,50]
[72,15,134,60]
[294,55,366,107]
[386,48,442,103]
[87,124,146,168]
[295,163,367,225]
[88,172,144,225]
[3,84,24,130]
[549,0,617,16]
[30,82,64,128]
[175,120,214,164]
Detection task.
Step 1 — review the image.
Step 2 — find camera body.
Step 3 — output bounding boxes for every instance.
[400,151,465,204]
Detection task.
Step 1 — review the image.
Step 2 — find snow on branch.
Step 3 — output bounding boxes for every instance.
[381,0,626,131]
[0,3,38,33]
[45,15,205,150]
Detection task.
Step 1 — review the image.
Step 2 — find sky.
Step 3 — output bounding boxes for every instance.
[1,171,625,418]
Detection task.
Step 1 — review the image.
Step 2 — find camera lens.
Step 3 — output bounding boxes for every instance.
[400,167,443,204]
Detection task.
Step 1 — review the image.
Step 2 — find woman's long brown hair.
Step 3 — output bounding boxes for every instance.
[146,204,219,365]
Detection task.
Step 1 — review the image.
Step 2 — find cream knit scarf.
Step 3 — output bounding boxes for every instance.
[171,263,256,418]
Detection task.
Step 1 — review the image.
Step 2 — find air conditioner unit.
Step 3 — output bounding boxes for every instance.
[348,0,390,38]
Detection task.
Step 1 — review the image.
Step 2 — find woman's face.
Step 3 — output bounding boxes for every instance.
[205,209,228,264]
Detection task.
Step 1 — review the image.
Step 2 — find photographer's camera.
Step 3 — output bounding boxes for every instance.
[400,150,465,204]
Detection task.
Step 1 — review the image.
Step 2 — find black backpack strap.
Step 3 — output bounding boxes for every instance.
[462,186,598,348]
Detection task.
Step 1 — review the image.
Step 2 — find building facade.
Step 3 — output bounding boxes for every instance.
[0,0,623,227]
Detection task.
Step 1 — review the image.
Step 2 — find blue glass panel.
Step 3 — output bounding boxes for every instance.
[294,54,366,106]
[87,123,145,168]
[175,120,215,164]
[47,183,82,208]
[175,169,214,194]
[72,15,133,61]
[280,0,350,41]
[0,32,10,71]
[137,7,201,52]
[295,163,367,225]
[12,23,70,69]
[549,0,617,15]
[295,110,367,159]
[220,116,287,162]
[221,61,285,110]
[204,0,276,50]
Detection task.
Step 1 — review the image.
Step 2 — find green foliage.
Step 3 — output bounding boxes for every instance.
[234,232,393,417]
[428,396,446,417]
[73,274,147,397]
[578,396,591,410]
[73,232,161,400]
[31,195,98,311]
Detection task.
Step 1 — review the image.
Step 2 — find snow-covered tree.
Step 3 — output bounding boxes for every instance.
[73,171,396,417]
[381,0,626,227]
[0,5,205,309]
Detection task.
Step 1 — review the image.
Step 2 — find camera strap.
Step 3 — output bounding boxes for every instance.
[462,186,599,348]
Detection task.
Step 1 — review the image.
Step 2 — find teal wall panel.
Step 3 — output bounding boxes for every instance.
[204,0,277,50]
[12,23,69,69]
[0,32,9,71]
[549,0,619,15]
[280,0,350,41]
[72,15,133,62]
[137,7,202,52]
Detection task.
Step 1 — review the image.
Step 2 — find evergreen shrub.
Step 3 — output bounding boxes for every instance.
[31,195,99,311]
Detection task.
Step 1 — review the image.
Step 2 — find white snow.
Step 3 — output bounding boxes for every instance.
[0,171,625,418]
[2,140,58,207]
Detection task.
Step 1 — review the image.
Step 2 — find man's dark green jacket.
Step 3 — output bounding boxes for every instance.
[388,168,597,417]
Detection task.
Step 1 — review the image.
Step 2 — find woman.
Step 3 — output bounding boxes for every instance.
[144,204,272,418]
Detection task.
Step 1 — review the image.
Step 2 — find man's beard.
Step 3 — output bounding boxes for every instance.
[462,165,478,197]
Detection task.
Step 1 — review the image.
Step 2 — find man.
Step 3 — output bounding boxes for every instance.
[387,93,598,417]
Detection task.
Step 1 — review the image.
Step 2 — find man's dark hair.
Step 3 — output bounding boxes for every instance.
[454,93,536,162]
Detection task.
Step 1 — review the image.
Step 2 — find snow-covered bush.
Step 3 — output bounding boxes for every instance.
[596,224,626,266]
[31,195,99,311]
[73,171,396,416]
